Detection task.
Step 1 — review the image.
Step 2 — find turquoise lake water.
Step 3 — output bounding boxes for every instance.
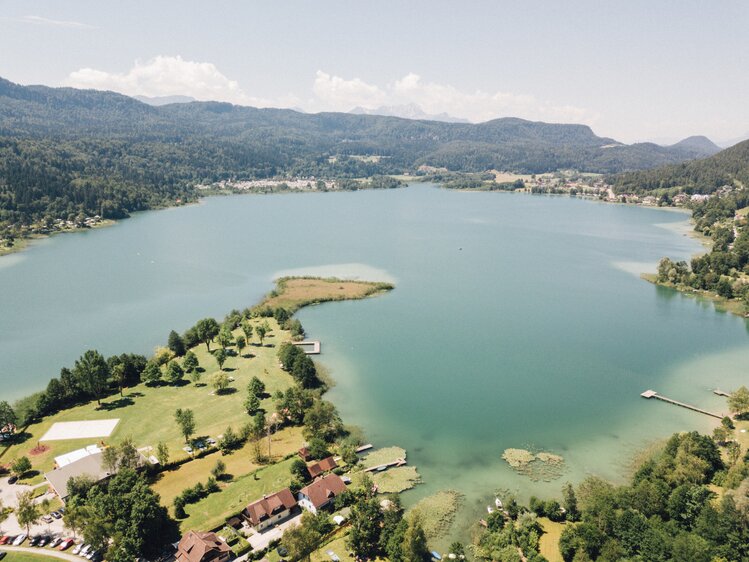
[2,184,748,543]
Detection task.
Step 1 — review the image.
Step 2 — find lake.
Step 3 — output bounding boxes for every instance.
[2,184,747,543]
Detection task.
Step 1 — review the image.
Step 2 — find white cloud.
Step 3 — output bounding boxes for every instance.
[312,70,598,125]
[66,55,287,106]
[10,15,97,29]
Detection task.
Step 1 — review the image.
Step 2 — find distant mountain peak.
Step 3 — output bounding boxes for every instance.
[349,103,469,123]
[668,135,721,156]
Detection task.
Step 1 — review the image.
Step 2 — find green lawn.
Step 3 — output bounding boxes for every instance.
[538,517,565,562]
[180,457,296,532]
[0,552,62,562]
[1,317,294,475]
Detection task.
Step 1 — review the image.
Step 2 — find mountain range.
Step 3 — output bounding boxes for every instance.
[0,76,735,234]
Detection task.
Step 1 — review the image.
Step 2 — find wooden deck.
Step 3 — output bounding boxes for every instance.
[641,389,724,419]
[713,389,732,397]
[292,340,321,354]
[363,458,407,473]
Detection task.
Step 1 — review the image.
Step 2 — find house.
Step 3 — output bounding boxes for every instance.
[297,474,347,514]
[307,456,338,479]
[242,488,297,531]
[175,531,231,562]
[298,446,311,461]
[45,451,112,503]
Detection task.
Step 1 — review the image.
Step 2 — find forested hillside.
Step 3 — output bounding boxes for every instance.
[612,139,749,195]
[0,77,721,238]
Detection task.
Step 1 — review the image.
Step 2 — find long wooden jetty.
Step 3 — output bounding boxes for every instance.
[363,458,407,473]
[713,389,732,397]
[641,390,723,419]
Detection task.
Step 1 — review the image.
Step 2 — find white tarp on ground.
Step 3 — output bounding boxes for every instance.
[54,444,102,467]
[40,419,120,441]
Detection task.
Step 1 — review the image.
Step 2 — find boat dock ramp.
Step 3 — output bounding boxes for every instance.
[640,390,724,419]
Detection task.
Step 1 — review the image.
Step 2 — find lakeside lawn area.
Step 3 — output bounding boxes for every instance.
[180,457,295,533]
[0,316,294,475]
[538,517,565,562]
[152,425,303,506]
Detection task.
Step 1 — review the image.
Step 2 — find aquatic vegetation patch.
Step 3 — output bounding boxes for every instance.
[361,446,407,469]
[371,466,422,493]
[409,489,465,539]
[502,448,566,481]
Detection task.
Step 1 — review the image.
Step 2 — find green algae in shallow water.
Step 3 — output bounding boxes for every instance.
[409,490,465,539]
[502,448,567,482]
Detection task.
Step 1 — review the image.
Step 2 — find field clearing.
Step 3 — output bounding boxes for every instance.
[181,458,295,532]
[260,277,392,313]
[538,517,565,562]
[152,425,303,505]
[1,317,294,474]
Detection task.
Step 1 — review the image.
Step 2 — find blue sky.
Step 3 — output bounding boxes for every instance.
[1,1,748,144]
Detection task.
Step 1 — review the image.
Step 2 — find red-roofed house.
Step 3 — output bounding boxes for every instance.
[175,531,231,562]
[307,456,338,479]
[242,488,297,531]
[297,473,348,514]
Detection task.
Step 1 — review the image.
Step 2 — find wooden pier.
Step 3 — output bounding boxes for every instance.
[713,389,732,397]
[641,390,723,419]
[292,340,321,354]
[363,458,407,473]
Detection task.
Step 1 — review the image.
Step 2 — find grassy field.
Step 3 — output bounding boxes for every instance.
[259,277,392,314]
[181,458,295,532]
[0,552,62,562]
[152,425,303,506]
[538,517,565,562]
[1,316,294,474]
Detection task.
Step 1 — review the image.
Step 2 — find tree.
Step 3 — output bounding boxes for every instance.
[347,496,383,559]
[11,456,32,478]
[307,437,330,460]
[713,424,731,444]
[141,361,162,386]
[290,458,311,483]
[111,363,126,397]
[214,348,228,371]
[74,349,110,405]
[0,401,16,433]
[292,354,318,388]
[281,511,323,561]
[256,323,268,345]
[217,324,234,350]
[167,330,185,357]
[156,442,169,466]
[183,351,199,373]
[240,321,253,344]
[174,409,196,443]
[211,371,230,393]
[403,512,430,561]
[195,318,220,351]
[303,400,343,442]
[728,386,749,417]
[211,459,226,480]
[164,361,184,385]
[102,446,120,473]
[248,376,265,397]
[245,393,261,415]
[563,482,580,521]
[16,490,40,534]
[236,335,246,357]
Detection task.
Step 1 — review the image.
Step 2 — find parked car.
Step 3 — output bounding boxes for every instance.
[42,515,53,523]
[29,535,41,546]
[0,536,11,545]
[49,537,62,548]
[80,544,92,557]
[51,511,62,519]
[86,550,98,560]
[0,551,7,560]
[59,539,75,550]
[13,534,28,546]
[72,542,84,555]
[38,536,50,547]
[7,475,18,485]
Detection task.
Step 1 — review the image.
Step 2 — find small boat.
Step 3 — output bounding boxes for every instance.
[495,497,503,508]
[487,506,494,513]
[431,552,442,561]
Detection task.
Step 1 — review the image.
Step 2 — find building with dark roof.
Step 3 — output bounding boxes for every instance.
[175,531,231,562]
[242,488,297,531]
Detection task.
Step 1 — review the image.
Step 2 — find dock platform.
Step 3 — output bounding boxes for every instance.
[641,390,723,419]
[292,340,321,354]
[713,389,732,397]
